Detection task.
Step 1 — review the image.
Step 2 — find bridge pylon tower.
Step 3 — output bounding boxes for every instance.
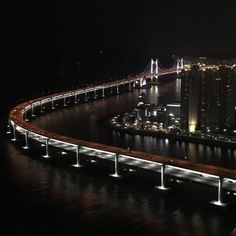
[151,59,158,82]
[177,58,184,74]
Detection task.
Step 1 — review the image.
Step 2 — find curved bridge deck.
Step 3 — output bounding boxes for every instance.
[8,76,236,208]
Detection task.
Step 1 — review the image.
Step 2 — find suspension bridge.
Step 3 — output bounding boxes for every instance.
[138,57,184,86]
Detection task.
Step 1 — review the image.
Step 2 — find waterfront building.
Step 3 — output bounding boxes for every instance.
[165,103,181,129]
[181,66,236,134]
[134,102,180,130]
[180,66,202,132]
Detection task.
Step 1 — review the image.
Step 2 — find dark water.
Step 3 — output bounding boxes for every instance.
[1,79,236,235]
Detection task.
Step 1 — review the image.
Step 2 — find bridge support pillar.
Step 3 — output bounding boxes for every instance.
[77,94,80,102]
[7,120,11,134]
[42,138,50,158]
[210,177,228,208]
[23,131,29,149]
[11,124,17,141]
[116,86,119,94]
[85,92,88,101]
[102,88,105,97]
[74,94,78,104]
[155,164,170,192]
[31,104,35,117]
[110,153,122,178]
[72,145,83,168]
[24,110,29,121]
[40,102,44,113]
[129,83,132,91]
[94,90,97,99]
[63,96,67,106]
[52,99,55,110]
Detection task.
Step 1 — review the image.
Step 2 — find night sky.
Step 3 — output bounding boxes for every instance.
[2,1,236,102]
[4,1,236,54]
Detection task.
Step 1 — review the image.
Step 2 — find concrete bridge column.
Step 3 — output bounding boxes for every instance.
[6,120,11,134]
[52,99,55,109]
[110,153,122,178]
[74,94,78,104]
[72,145,83,168]
[31,104,35,117]
[77,94,80,102]
[210,177,227,207]
[155,164,170,192]
[43,138,50,158]
[11,124,17,141]
[218,177,223,203]
[129,83,132,91]
[24,109,29,121]
[85,92,88,101]
[116,85,119,94]
[23,131,29,149]
[63,95,67,106]
[94,90,97,99]
[102,88,105,97]
[40,101,44,113]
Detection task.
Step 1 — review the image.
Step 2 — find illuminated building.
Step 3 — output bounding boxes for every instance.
[180,66,201,132]
[181,66,236,134]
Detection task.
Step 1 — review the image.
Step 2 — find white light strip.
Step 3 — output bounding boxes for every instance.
[166,104,180,107]
[32,101,41,106]
[82,147,114,156]
[29,132,48,141]
[64,92,75,97]
[50,139,77,148]
[224,178,236,183]
[25,105,31,110]
[41,98,52,103]
[16,126,27,133]
[167,165,219,179]
[120,155,163,166]
[52,95,63,100]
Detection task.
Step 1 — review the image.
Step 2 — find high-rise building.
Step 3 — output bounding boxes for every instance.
[181,66,236,134]
[181,66,202,132]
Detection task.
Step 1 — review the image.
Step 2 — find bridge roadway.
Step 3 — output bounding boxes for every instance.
[8,75,236,207]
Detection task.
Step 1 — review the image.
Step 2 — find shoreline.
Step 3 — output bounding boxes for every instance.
[108,123,236,149]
